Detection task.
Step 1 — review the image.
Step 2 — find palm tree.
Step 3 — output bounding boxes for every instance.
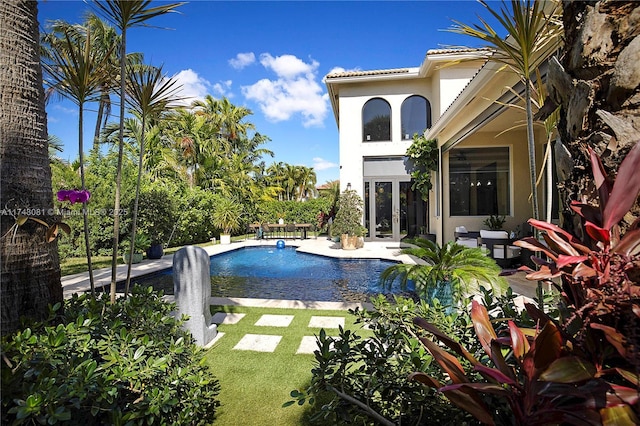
[447,0,562,221]
[296,166,317,200]
[41,20,115,295]
[380,239,507,304]
[1,0,63,333]
[123,63,181,294]
[91,0,185,303]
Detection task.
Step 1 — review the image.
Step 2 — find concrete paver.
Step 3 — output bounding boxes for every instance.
[255,314,294,327]
[296,336,319,354]
[308,316,345,329]
[233,334,282,352]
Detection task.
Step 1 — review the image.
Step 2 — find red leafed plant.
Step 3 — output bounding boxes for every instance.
[412,300,638,425]
[410,142,640,425]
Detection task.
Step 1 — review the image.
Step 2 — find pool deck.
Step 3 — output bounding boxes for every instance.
[61,237,542,309]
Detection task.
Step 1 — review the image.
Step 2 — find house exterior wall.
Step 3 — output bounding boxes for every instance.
[338,78,434,197]
[434,125,548,243]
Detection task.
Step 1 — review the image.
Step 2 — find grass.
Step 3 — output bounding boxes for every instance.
[59,239,220,276]
[204,304,372,426]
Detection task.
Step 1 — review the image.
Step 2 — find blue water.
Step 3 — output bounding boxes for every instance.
[129,246,414,303]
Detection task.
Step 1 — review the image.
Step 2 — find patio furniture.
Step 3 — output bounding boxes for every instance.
[454,226,480,248]
[285,223,297,239]
[479,229,521,268]
[261,223,272,239]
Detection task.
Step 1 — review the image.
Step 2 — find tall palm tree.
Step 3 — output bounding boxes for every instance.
[1,0,63,334]
[91,0,185,303]
[380,239,507,304]
[123,63,181,294]
[447,0,562,221]
[41,20,114,295]
[296,166,317,200]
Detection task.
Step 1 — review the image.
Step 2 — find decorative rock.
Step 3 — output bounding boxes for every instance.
[173,246,217,346]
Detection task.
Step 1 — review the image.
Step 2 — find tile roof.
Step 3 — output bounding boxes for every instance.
[426,47,492,55]
[325,68,412,79]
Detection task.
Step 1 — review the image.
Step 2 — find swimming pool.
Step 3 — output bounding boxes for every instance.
[128,246,413,303]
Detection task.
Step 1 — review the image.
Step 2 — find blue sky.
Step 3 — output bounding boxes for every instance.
[38,0,496,185]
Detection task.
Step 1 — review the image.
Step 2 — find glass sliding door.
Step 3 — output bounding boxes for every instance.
[365,178,423,241]
[374,181,393,239]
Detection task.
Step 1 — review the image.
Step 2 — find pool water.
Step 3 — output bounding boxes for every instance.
[128,246,414,303]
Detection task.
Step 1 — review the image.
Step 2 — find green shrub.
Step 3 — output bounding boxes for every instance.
[287,295,478,425]
[255,198,331,227]
[1,286,220,425]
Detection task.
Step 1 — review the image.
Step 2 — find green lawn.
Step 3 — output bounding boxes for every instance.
[204,304,371,426]
[59,239,220,276]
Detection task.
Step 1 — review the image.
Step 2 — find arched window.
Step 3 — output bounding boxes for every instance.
[362,98,391,142]
[401,95,431,140]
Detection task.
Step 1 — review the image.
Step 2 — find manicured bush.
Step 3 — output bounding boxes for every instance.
[255,198,331,227]
[1,286,220,425]
[287,294,480,425]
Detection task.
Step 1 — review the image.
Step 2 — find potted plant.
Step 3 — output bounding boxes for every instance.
[330,189,368,250]
[123,232,150,264]
[212,198,242,245]
[482,214,506,231]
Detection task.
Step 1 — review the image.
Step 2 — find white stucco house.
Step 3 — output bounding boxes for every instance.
[325,47,556,244]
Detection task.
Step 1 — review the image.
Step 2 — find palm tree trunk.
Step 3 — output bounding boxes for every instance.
[556,0,640,235]
[125,115,146,296]
[109,28,127,304]
[1,0,63,334]
[78,104,96,295]
[525,80,540,221]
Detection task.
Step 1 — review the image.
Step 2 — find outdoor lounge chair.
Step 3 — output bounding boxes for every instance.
[454,226,479,248]
[480,229,521,268]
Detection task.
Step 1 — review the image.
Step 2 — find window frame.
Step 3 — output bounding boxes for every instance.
[448,146,511,217]
[362,97,391,142]
[401,95,431,141]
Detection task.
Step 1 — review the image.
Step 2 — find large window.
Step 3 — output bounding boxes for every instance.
[401,95,431,140]
[449,147,510,216]
[362,98,391,142]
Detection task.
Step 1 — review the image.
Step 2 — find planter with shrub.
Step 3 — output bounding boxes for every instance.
[330,189,368,250]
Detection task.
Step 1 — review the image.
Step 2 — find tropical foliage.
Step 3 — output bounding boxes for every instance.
[381,238,507,304]
[448,0,563,220]
[1,286,221,425]
[409,142,640,425]
[406,135,438,201]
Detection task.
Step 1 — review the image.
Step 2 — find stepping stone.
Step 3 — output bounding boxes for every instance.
[308,316,345,329]
[255,314,294,327]
[296,335,341,354]
[233,334,282,352]
[211,312,246,325]
[296,336,318,354]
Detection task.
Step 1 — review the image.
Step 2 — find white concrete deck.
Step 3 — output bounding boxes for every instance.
[61,237,541,306]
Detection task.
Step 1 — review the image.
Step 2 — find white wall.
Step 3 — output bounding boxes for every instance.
[338,78,432,197]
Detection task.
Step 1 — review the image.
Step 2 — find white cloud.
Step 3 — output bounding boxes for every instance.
[212,80,233,98]
[229,52,256,70]
[312,157,338,171]
[169,69,212,106]
[241,53,329,127]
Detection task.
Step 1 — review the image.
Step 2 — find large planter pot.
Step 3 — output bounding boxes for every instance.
[340,234,358,250]
[146,243,164,259]
[220,234,231,245]
[123,252,143,264]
